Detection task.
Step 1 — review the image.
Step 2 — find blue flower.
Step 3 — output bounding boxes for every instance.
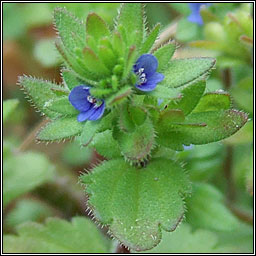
[187,3,212,25]
[69,85,105,122]
[133,54,164,92]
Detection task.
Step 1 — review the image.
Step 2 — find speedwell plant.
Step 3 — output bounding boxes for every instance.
[18,3,248,251]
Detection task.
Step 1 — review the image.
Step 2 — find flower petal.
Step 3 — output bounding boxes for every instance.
[69,86,91,112]
[77,107,96,122]
[148,72,164,84]
[88,102,105,121]
[135,82,157,92]
[134,54,158,76]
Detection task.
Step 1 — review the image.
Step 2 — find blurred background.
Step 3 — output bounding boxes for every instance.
[3,3,253,253]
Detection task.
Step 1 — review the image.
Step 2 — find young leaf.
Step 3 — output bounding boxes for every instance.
[3,152,55,207]
[80,120,100,146]
[98,45,116,70]
[18,76,62,119]
[3,99,19,124]
[193,91,231,113]
[86,13,110,42]
[166,80,206,116]
[54,8,85,55]
[153,42,176,72]
[61,69,82,91]
[162,57,216,88]
[81,157,191,251]
[91,130,121,159]
[186,183,240,231]
[37,117,83,142]
[112,31,125,57]
[156,109,248,150]
[3,217,110,253]
[45,97,79,116]
[140,23,161,54]
[117,118,155,163]
[106,86,132,107]
[117,3,144,48]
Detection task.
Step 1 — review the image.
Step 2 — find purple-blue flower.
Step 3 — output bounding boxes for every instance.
[188,3,212,25]
[69,85,105,122]
[133,54,164,92]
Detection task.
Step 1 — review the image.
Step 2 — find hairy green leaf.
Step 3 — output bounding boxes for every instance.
[18,76,62,119]
[81,157,191,251]
[45,97,78,116]
[193,91,231,113]
[166,80,206,116]
[153,42,176,72]
[162,57,216,88]
[37,117,83,142]
[3,99,19,124]
[186,183,240,231]
[61,69,82,90]
[140,23,161,54]
[147,85,181,99]
[3,217,110,253]
[157,109,248,150]
[80,120,100,146]
[3,152,55,207]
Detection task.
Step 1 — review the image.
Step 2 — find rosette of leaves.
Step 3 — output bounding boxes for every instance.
[18,3,248,251]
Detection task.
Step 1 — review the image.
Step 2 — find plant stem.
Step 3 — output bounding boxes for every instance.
[17,118,49,152]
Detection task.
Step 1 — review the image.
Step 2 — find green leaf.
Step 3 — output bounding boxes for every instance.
[86,13,110,43]
[106,86,132,107]
[112,31,125,57]
[98,45,116,70]
[3,152,55,207]
[61,69,82,90]
[91,130,121,159]
[18,76,62,119]
[117,118,155,163]
[156,109,248,150]
[54,8,85,55]
[37,117,83,142]
[162,58,216,88]
[45,97,79,116]
[3,99,19,124]
[140,23,161,54]
[186,183,240,231]
[3,217,110,253]
[80,120,100,146]
[166,80,206,116]
[147,85,181,99]
[138,223,252,253]
[153,42,176,72]
[83,47,110,77]
[117,3,144,48]
[193,91,231,113]
[81,157,191,251]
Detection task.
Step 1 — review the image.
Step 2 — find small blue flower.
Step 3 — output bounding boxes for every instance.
[69,85,105,122]
[187,3,212,25]
[133,54,164,92]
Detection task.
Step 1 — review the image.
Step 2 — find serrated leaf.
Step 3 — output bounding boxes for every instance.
[80,120,100,146]
[117,3,144,48]
[3,99,19,124]
[61,69,82,90]
[37,117,83,141]
[18,76,62,119]
[193,91,231,113]
[3,217,110,253]
[153,43,176,72]
[3,152,55,207]
[83,47,110,77]
[140,23,161,54]
[186,183,240,231]
[54,8,85,55]
[81,157,191,251]
[162,58,216,88]
[86,13,110,43]
[117,118,155,163]
[45,97,79,116]
[166,80,206,116]
[91,130,121,159]
[156,109,248,150]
